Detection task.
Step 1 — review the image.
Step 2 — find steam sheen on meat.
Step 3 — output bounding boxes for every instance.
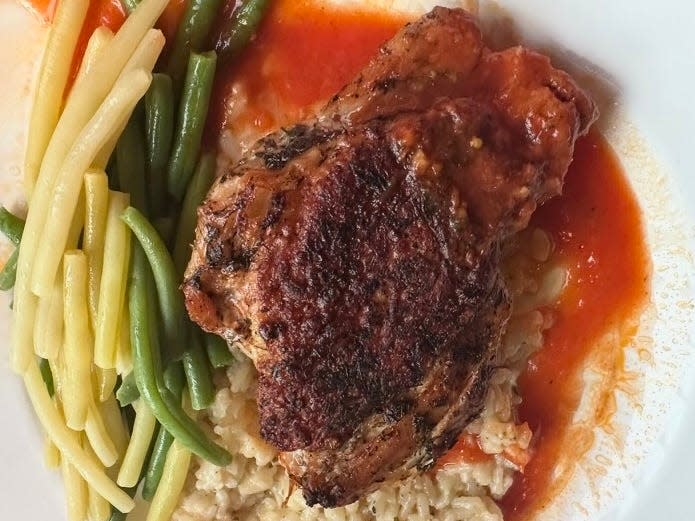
[183,7,597,508]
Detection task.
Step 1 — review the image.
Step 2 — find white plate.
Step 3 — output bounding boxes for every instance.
[1,1,694,520]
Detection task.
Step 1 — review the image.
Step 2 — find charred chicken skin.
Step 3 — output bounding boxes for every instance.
[183,7,597,507]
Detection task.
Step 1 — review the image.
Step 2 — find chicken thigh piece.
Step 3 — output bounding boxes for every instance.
[183,7,597,507]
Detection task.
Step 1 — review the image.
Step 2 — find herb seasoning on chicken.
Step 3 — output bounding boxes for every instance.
[183,6,597,508]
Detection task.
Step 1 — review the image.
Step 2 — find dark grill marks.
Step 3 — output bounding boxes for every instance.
[256,124,336,170]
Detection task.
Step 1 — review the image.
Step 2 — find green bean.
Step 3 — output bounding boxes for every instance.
[205,333,235,368]
[166,0,225,87]
[159,383,217,440]
[120,0,139,14]
[142,363,185,501]
[0,249,19,291]
[145,74,175,217]
[0,207,25,245]
[164,362,186,394]
[121,207,185,363]
[107,486,137,521]
[106,157,120,191]
[167,51,217,202]
[123,402,136,434]
[0,208,23,291]
[141,424,173,501]
[108,507,126,521]
[182,329,214,410]
[39,358,54,397]
[173,152,216,275]
[129,244,231,466]
[153,217,175,250]
[117,116,149,217]
[116,372,140,407]
[215,0,271,63]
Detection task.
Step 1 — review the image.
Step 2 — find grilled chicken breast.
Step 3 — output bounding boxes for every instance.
[183,7,597,507]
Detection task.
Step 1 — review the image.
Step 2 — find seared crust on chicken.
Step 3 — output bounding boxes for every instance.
[183,7,597,507]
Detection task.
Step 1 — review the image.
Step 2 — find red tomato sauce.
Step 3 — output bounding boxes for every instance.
[206,0,408,140]
[499,131,650,520]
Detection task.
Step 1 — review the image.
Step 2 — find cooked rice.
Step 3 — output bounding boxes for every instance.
[173,227,564,521]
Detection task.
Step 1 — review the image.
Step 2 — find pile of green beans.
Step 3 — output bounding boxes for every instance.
[111,54,228,511]
[0,207,25,291]
[0,0,273,518]
[106,0,270,510]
